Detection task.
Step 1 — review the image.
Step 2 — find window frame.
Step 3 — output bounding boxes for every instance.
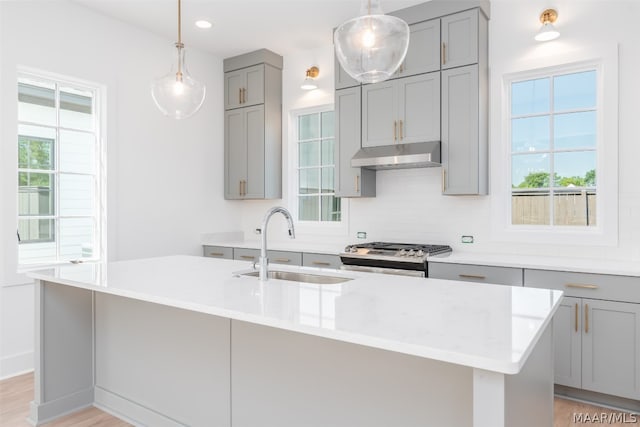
[490,45,618,246]
[16,68,106,268]
[288,105,348,236]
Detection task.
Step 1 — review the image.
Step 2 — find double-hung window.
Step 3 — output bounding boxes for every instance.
[294,108,341,223]
[17,72,104,265]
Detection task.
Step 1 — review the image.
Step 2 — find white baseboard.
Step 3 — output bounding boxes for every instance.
[0,351,34,380]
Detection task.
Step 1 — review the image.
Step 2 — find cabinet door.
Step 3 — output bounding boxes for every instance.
[582,299,640,400]
[441,9,478,69]
[362,81,396,147]
[396,19,441,78]
[268,250,302,266]
[225,70,245,110]
[397,72,440,144]
[428,262,522,286]
[203,245,233,259]
[244,64,265,107]
[335,87,375,197]
[553,297,582,388]
[335,56,360,90]
[244,105,265,199]
[234,248,260,262]
[441,64,480,195]
[225,109,247,199]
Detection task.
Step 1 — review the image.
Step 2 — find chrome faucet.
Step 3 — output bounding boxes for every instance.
[259,206,295,281]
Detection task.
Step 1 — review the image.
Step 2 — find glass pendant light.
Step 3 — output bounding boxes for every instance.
[151,0,206,119]
[334,0,410,84]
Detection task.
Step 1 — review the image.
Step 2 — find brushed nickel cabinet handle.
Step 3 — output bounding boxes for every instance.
[312,261,331,266]
[242,88,247,104]
[442,42,446,65]
[585,303,589,333]
[209,252,224,257]
[399,120,403,141]
[575,303,578,333]
[459,274,486,280]
[393,120,397,142]
[239,180,243,196]
[273,258,290,263]
[565,283,598,290]
[240,255,255,260]
[355,175,360,193]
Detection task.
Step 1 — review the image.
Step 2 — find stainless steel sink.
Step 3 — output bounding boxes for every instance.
[240,270,352,284]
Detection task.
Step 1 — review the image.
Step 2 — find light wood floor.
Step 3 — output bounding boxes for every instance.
[1,372,638,426]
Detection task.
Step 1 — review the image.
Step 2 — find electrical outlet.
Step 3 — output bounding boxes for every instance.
[356,231,367,239]
[461,235,474,244]
[255,228,262,235]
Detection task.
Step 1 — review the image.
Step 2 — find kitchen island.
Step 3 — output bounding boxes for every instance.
[27,255,562,427]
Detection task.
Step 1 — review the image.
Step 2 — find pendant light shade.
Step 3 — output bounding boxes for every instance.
[334,0,410,84]
[151,0,206,119]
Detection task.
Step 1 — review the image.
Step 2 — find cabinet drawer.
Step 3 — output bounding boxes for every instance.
[524,269,640,303]
[302,253,342,269]
[268,250,302,266]
[233,248,260,262]
[203,246,233,260]
[428,263,523,286]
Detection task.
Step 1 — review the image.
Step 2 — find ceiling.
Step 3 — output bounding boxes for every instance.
[73,0,427,58]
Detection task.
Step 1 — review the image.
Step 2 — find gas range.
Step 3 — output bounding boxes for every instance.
[340,242,452,276]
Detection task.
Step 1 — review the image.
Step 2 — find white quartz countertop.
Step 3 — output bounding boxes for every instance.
[429,252,640,277]
[28,255,562,375]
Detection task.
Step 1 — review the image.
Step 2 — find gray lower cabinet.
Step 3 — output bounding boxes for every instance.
[268,250,302,266]
[203,245,233,260]
[233,248,260,263]
[428,262,523,286]
[302,253,342,269]
[362,72,440,148]
[525,269,640,400]
[335,86,375,197]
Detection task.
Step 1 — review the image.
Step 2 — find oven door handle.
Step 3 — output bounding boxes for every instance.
[340,264,425,277]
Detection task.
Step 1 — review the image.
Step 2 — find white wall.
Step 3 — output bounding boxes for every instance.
[237,0,640,262]
[0,0,237,378]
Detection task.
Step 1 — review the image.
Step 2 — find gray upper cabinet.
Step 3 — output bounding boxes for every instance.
[394,19,441,78]
[335,86,375,197]
[334,56,360,90]
[224,64,265,110]
[441,64,485,195]
[441,9,479,70]
[224,50,282,200]
[362,72,440,147]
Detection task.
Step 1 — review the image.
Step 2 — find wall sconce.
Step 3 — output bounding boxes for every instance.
[300,66,320,90]
[535,9,560,42]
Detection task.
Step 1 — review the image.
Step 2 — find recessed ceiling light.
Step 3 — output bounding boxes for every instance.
[195,20,212,29]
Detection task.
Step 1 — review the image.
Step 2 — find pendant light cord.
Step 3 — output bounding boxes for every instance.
[175,0,183,80]
[177,0,182,45]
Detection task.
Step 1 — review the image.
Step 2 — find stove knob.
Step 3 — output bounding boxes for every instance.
[344,245,353,253]
[350,246,358,253]
[416,249,425,257]
[398,249,407,256]
[407,249,416,257]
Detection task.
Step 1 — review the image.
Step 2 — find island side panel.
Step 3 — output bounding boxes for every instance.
[504,322,554,427]
[94,293,231,427]
[29,280,94,425]
[231,320,473,427]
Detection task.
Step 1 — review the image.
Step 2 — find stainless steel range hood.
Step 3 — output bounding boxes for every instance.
[351,141,441,170]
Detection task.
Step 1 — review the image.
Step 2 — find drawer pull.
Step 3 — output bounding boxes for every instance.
[240,255,255,260]
[565,283,598,290]
[312,261,331,266]
[585,303,589,334]
[574,303,578,333]
[459,274,486,280]
[273,258,290,263]
[209,252,224,257]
